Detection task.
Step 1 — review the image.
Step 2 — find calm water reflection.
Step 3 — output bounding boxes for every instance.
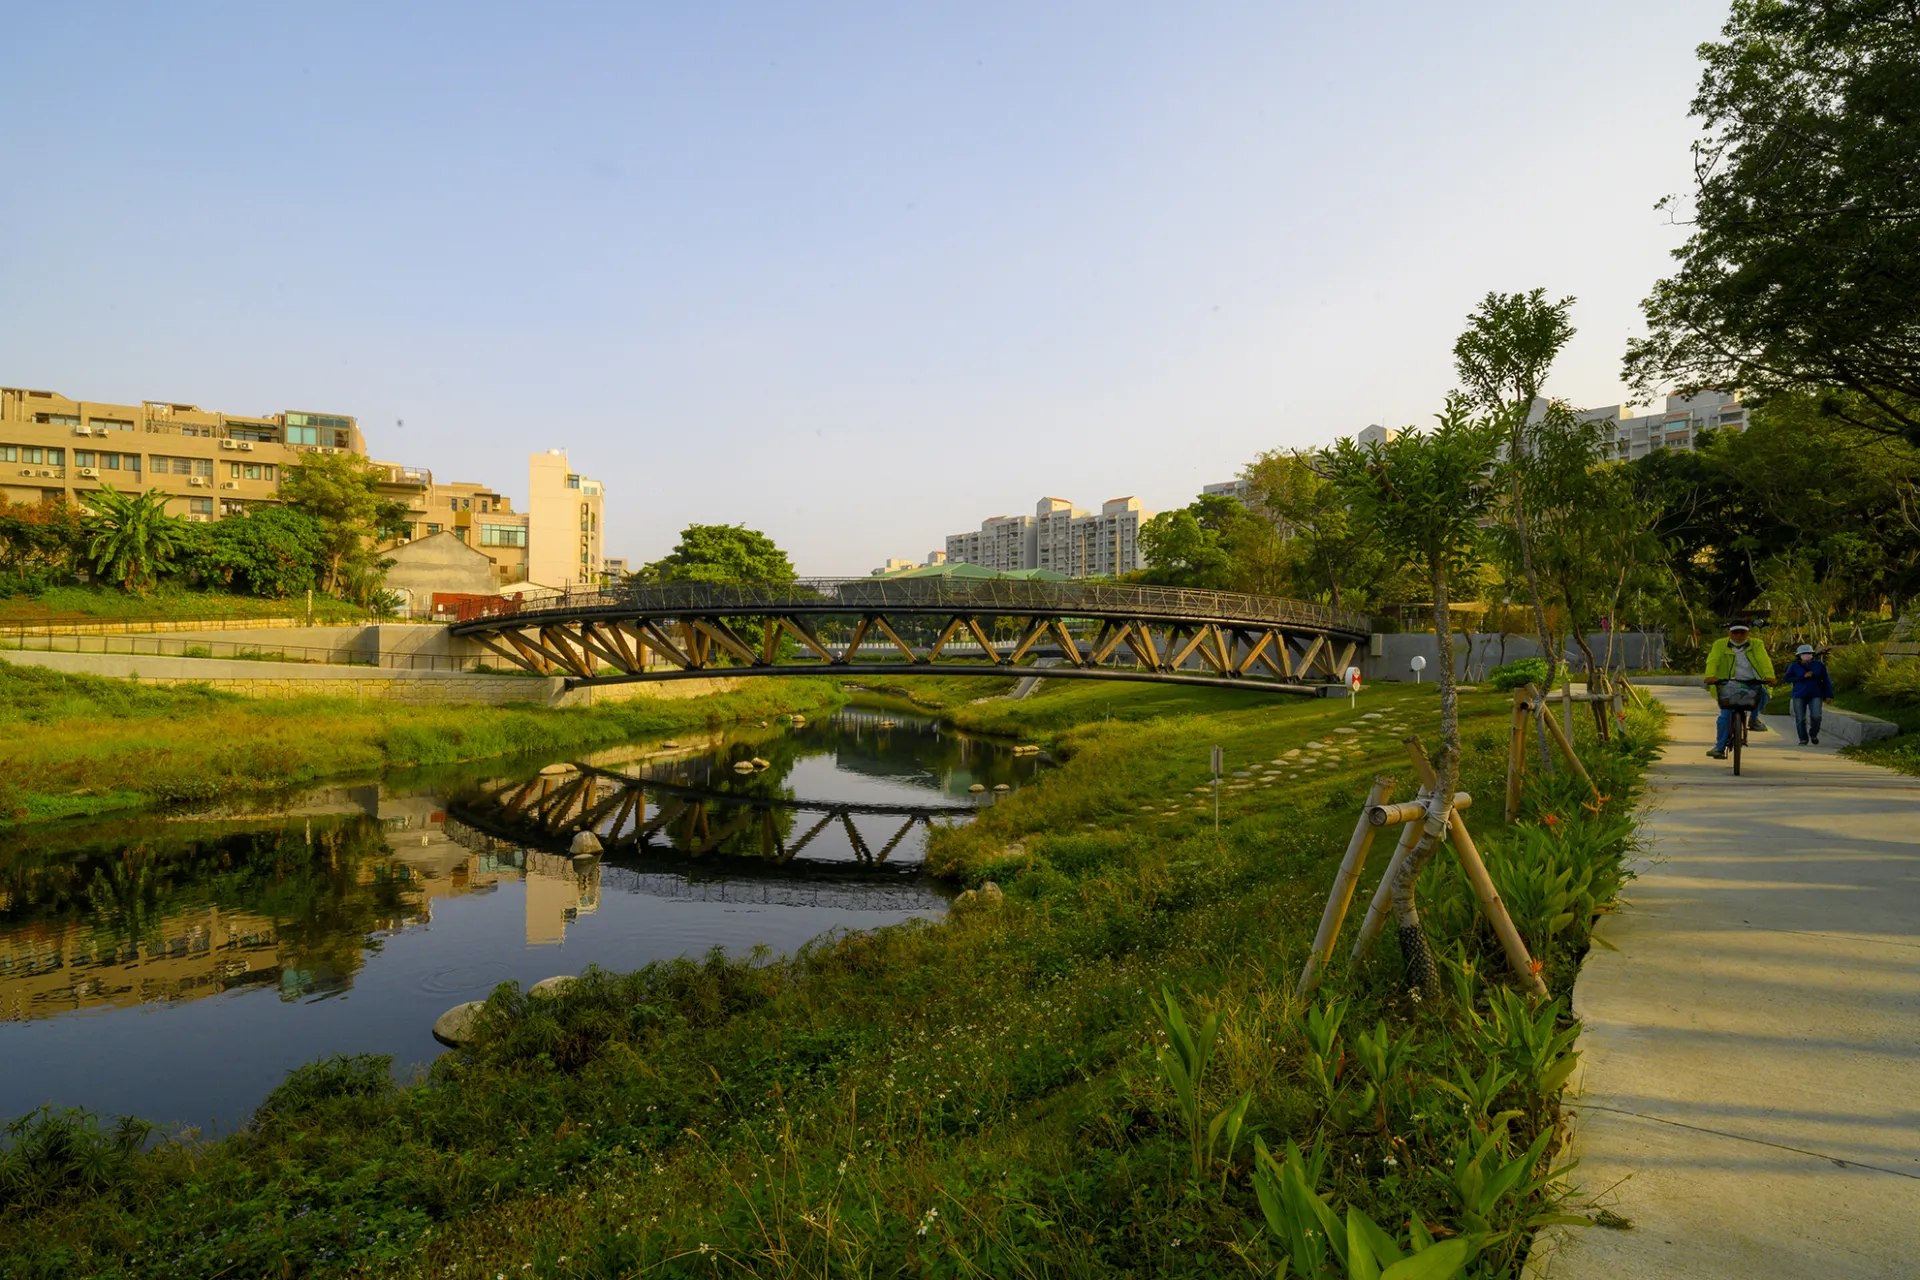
[0,705,1042,1131]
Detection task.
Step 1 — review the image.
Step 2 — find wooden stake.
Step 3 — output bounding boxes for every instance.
[1505,692,1528,825]
[1298,775,1394,995]
[1369,793,1472,827]
[1353,738,1442,960]
[1533,684,1600,801]
[1445,808,1549,996]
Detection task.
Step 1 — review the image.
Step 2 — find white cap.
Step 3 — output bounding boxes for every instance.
[1796,644,1815,655]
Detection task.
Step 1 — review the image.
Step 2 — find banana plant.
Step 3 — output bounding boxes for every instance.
[1253,1136,1480,1279]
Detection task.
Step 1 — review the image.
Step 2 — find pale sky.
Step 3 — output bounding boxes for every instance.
[0,2,1727,574]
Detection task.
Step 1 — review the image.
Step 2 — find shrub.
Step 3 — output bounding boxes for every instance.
[1826,643,1884,693]
[1488,657,1550,691]
[1863,657,1920,706]
[0,1109,151,1211]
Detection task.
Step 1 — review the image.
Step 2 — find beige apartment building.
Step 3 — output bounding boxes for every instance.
[528,449,604,590]
[947,495,1151,577]
[0,385,436,524]
[406,478,531,585]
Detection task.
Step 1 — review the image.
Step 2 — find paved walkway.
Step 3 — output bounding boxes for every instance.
[1528,687,1920,1279]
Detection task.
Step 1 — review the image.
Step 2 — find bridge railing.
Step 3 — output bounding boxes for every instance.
[456,577,1369,636]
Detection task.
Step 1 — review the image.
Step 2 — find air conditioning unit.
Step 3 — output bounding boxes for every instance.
[73,425,93,436]
[188,476,207,487]
[220,481,239,489]
[237,441,254,451]
[78,466,99,478]
[16,468,31,476]
[38,469,54,477]
[220,440,237,450]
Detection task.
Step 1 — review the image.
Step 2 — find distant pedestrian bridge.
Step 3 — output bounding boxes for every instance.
[448,578,1370,694]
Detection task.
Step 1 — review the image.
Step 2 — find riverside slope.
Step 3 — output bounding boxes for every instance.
[1528,687,1920,1278]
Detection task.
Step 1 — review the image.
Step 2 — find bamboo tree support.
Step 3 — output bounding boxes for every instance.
[1504,691,1529,825]
[1525,682,1601,803]
[1351,785,1432,960]
[1297,775,1394,995]
[1351,739,1549,996]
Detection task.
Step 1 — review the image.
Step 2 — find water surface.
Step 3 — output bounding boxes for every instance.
[0,704,1041,1131]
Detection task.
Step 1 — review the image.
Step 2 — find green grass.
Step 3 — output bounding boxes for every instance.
[0,584,368,627]
[0,665,847,827]
[0,677,1664,1278]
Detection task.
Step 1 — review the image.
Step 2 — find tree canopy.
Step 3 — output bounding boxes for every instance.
[1624,0,1920,444]
[278,452,409,600]
[80,487,189,592]
[636,524,796,586]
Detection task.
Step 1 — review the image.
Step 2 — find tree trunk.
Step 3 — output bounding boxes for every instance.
[1508,438,1557,776]
[1386,552,1462,998]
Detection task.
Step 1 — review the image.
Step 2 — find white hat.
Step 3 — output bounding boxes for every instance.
[1796,644,1815,655]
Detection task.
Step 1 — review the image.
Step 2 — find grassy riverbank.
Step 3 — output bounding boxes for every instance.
[0,665,846,827]
[1,677,1662,1278]
[0,584,370,626]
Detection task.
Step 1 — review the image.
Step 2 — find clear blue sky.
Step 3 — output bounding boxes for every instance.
[1,2,1728,574]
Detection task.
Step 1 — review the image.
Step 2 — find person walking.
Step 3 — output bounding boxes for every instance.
[1704,620,1776,760]
[1782,643,1836,745]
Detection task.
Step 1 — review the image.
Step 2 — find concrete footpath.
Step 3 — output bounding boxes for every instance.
[1528,687,1920,1279]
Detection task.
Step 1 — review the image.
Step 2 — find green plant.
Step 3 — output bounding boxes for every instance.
[1353,1021,1414,1133]
[1150,984,1252,1185]
[1487,657,1550,691]
[1826,643,1885,693]
[1863,657,1920,706]
[1253,1136,1479,1279]
[1446,1119,1576,1239]
[0,1108,152,1211]
[79,486,189,592]
[1474,989,1582,1107]
[1303,998,1348,1102]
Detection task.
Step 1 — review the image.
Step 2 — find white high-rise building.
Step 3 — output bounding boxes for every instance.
[944,494,1153,576]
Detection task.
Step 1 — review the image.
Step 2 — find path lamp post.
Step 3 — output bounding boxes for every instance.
[1410,654,1427,684]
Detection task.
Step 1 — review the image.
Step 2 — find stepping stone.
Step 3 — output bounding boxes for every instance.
[1362,713,1384,719]
[1333,727,1358,735]
[529,975,577,998]
[433,1001,486,1048]
[1283,749,1301,758]
[1233,770,1252,778]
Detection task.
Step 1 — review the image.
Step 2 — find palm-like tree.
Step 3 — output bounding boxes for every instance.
[81,486,188,591]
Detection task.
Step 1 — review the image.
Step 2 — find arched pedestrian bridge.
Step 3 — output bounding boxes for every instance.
[449,578,1370,694]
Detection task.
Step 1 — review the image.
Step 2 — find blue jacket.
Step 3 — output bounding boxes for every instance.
[1782,658,1834,700]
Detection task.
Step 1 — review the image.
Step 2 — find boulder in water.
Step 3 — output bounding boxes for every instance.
[569,831,604,855]
[432,1001,486,1048]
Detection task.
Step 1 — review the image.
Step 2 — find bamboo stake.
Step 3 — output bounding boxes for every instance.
[1298,775,1395,995]
[1369,793,1472,827]
[1529,682,1601,801]
[1504,692,1528,824]
[1445,808,1549,996]
[1353,739,1442,960]
[1352,791,1429,960]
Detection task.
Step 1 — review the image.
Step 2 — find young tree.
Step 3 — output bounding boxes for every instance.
[279,452,411,596]
[1322,398,1505,994]
[1240,449,1404,609]
[1453,290,1577,692]
[1625,0,1920,446]
[636,523,797,585]
[0,496,86,586]
[80,486,190,592]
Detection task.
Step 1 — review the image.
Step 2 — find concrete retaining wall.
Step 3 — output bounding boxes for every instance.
[0,648,740,709]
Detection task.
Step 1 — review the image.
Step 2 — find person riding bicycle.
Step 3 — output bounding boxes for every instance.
[1704,620,1775,759]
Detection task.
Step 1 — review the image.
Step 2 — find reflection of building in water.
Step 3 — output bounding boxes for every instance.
[523,850,601,945]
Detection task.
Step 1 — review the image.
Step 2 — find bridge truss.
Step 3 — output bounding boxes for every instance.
[449,578,1370,694]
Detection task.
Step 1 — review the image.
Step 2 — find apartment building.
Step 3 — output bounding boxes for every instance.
[408,479,531,585]
[1576,390,1749,459]
[528,449,605,590]
[0,385,421,521]
[945,495,1151,577]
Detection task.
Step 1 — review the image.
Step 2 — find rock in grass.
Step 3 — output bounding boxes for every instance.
[529,975,577,998]
[433,1001,486,1048]
[1334,727,1359,735]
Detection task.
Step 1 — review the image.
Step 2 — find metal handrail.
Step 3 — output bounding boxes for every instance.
[454,577,1371,636]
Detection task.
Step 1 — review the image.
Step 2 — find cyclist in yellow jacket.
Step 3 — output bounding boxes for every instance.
[1704,620,1776,759]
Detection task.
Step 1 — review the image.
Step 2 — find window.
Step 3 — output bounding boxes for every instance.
[75,451,96,467]
[100,453,137,472]
[89,418,132,432]
[238,463,275,481]
[454,528,468,543]
[189,498,213,515]
[480,524,527,547]
[22,447,65,466]
[286,412,351,430]
[449,498,460,511]
[231,463,241,479]
[567,474,580,490]
[0,446,13,462]
[426,523,441,535]
[479,499,490,513]
[33,413,81,426]
[287,425,319,446]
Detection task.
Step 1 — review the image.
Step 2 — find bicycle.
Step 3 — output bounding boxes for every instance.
[1710,678,1768,776]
